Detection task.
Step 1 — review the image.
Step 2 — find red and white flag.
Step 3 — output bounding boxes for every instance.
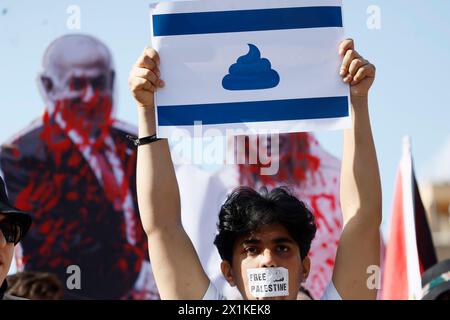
[382,137,437,300]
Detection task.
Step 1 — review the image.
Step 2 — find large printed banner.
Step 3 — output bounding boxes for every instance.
[0,34,158,300]
[150,0,350,138]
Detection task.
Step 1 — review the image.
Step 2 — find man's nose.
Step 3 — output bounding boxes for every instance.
[260,249,277,268]
[81,84,95,103]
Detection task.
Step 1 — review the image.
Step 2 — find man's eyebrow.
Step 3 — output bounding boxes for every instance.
[241,237,295,246]
[272,237,295,244]
[241,239,261,246]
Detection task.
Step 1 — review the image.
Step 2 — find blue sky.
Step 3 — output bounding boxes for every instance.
[1,0,449,237]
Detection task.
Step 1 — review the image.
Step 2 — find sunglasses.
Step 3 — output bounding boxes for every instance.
[0,219,22,245]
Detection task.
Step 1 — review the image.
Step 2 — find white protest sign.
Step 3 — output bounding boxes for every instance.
[150,0,350,138]
[247,267,289,298]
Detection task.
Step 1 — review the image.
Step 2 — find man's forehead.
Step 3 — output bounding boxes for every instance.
[59,66,108,79]
[51,55,110,79]
[43,35,112,78]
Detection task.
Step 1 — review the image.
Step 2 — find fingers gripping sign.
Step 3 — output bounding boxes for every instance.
[129,47,165,109]
[339,39,376,98]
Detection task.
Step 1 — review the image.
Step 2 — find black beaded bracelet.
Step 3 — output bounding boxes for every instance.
[126,134,162,147]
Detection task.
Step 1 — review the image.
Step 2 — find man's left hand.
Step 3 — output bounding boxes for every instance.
[339,39,376,99]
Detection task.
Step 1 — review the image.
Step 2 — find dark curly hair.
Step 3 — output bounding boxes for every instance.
[214,187,317,263]
[6,271,64,300]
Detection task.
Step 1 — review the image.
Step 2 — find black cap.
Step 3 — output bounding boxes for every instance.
[421,259,450,300]
[0,176,32,242]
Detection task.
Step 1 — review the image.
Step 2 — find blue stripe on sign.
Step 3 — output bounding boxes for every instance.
[153,7,342,36]
[157,96,349,126]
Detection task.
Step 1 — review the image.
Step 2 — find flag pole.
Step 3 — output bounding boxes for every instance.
[403,135,412,158]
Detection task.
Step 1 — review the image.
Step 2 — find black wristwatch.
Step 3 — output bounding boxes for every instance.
[126,134,162,147]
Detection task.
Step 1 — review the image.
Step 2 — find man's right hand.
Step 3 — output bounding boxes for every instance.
[128,47,165,109]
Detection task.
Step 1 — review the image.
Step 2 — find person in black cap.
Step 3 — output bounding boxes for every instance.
[0,176,32,300]
[421,259,450,300]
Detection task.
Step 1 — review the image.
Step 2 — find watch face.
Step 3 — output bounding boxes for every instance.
[126,135,140,147]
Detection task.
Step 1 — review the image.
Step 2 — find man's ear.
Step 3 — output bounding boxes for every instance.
[40,75,53,93]
[302,256,311,281]
[110,70,115,91]
[220,260,236,287]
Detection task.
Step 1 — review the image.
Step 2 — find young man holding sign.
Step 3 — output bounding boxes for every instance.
[128,37,381,300]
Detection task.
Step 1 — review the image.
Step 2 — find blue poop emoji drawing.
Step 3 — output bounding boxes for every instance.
[222,44,280,91]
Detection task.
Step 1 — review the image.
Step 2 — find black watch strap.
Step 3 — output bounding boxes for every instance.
[126,134,162,147]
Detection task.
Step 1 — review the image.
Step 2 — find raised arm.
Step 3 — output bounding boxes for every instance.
[332,39,382,300]
[129,47,210,300]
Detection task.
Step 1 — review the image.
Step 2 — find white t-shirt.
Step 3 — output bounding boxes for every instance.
[202,281,342,300]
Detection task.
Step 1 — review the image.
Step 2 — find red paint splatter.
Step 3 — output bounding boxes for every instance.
[309,193,337,234]
[5,90,149,298]
[238,133,322,187]
[325,259,335,267]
